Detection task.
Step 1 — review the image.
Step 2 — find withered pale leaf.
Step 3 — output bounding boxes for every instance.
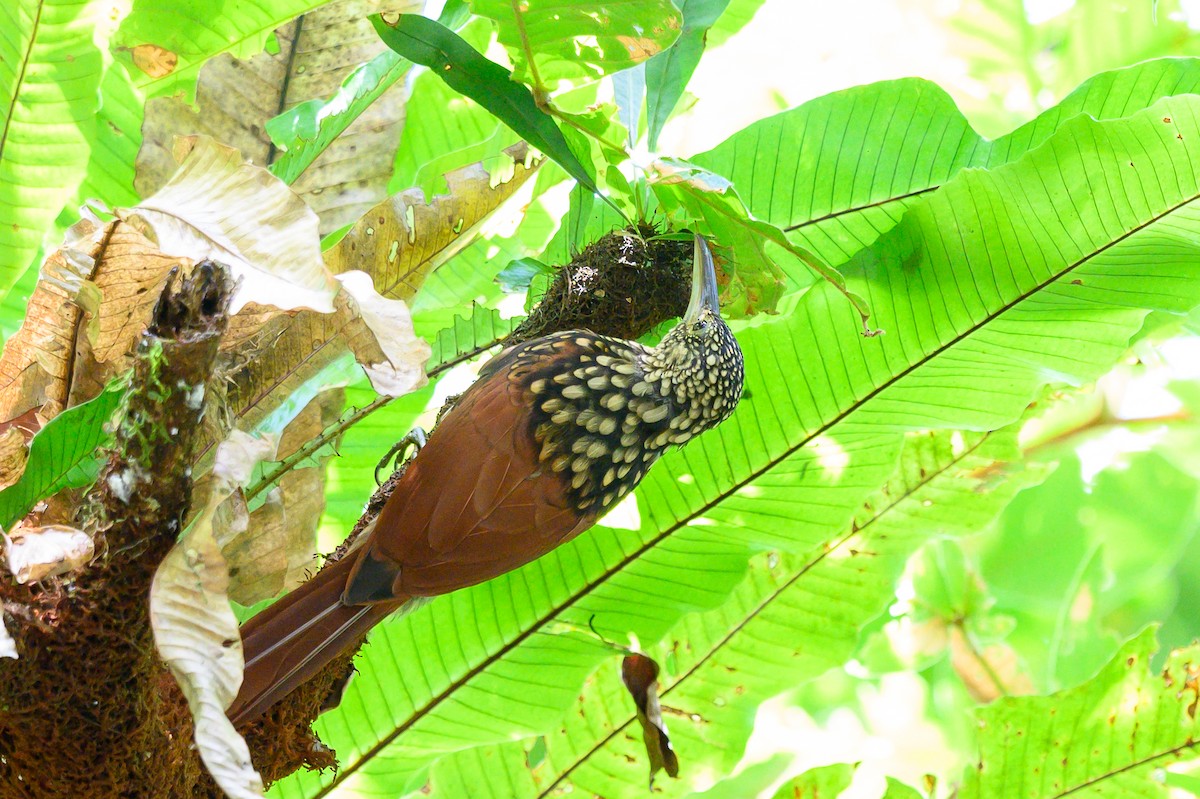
[121,136,335,315]
[0,428,29,490]
[225,469,324,605]
[136,0,423,234]
[621,653,680,784]
[4,524,94,584]
[335,271,430,396]
[150,499,264,799]
[212,430,279,490]
[222,146,539,434]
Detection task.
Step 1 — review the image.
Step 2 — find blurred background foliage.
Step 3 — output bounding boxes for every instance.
[6,0,1200,797]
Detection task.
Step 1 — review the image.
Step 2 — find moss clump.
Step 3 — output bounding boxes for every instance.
[507,224,692,345]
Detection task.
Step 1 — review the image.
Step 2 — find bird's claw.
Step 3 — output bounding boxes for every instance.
[374,427,428,485]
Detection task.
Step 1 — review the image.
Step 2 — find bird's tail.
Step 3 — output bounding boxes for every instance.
[227,554,406,726]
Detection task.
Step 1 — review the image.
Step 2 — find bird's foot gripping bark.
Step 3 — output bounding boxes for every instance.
[373,426,428,484]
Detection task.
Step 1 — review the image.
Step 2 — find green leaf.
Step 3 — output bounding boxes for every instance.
[495,258,553,293]
[486,427,1045,798]
[0,379,128,530]
[961,628,1200,797]
[650,159,862,322]
[882,778,927,799]
[271,94,1200,799]
[771,763,856,799]
[691,59,1200,273]
[371,14,605,203]
[427,306,521,373]
[644,0,732,149]
[114,0,325,100]
[612,64,645,149]
[1,0,113,294]
[390,19,518,199]
[470,0,683,88]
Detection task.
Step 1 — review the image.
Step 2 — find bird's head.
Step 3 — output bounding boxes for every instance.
[649,235,745,433]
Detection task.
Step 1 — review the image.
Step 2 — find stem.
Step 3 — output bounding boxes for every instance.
[953,617,1010,699]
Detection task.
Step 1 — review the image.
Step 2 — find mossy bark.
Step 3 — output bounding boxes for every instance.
[0,263,233,798]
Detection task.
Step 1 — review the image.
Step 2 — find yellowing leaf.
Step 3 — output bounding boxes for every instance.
[131,44,178,77]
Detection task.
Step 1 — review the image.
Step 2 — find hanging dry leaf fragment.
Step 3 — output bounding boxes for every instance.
[222,389,342,605]
[151,429,283,799]
[120,136,335,315]
[621,652,680,784]
[4,524,94,584]
[335,271,430,396]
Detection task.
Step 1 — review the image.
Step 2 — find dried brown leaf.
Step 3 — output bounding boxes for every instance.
[136,0,423,234]
[0,428,29,490]
[621,653,680,784]
[222,389,342,604]
[0,219,109,421]
[335,271,430,396]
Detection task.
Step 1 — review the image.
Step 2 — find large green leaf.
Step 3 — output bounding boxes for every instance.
[644,0,731,149]
[961,627,1200,797]
[0,379,127,530]
[469,0,682,87]
[691,58,1200,276]
[268,94,1200,798]
[0,0,114,293]
[421,427,1048,797]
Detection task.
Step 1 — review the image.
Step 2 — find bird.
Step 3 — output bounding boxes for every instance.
[227,234,745,726]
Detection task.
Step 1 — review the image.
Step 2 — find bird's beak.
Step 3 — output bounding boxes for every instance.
[685,234,722,322]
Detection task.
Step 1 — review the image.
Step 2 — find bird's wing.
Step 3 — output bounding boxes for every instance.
[355,341,592,598]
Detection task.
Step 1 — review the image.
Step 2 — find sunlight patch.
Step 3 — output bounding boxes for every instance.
[810,435,849,480]
[599,491,642,530]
